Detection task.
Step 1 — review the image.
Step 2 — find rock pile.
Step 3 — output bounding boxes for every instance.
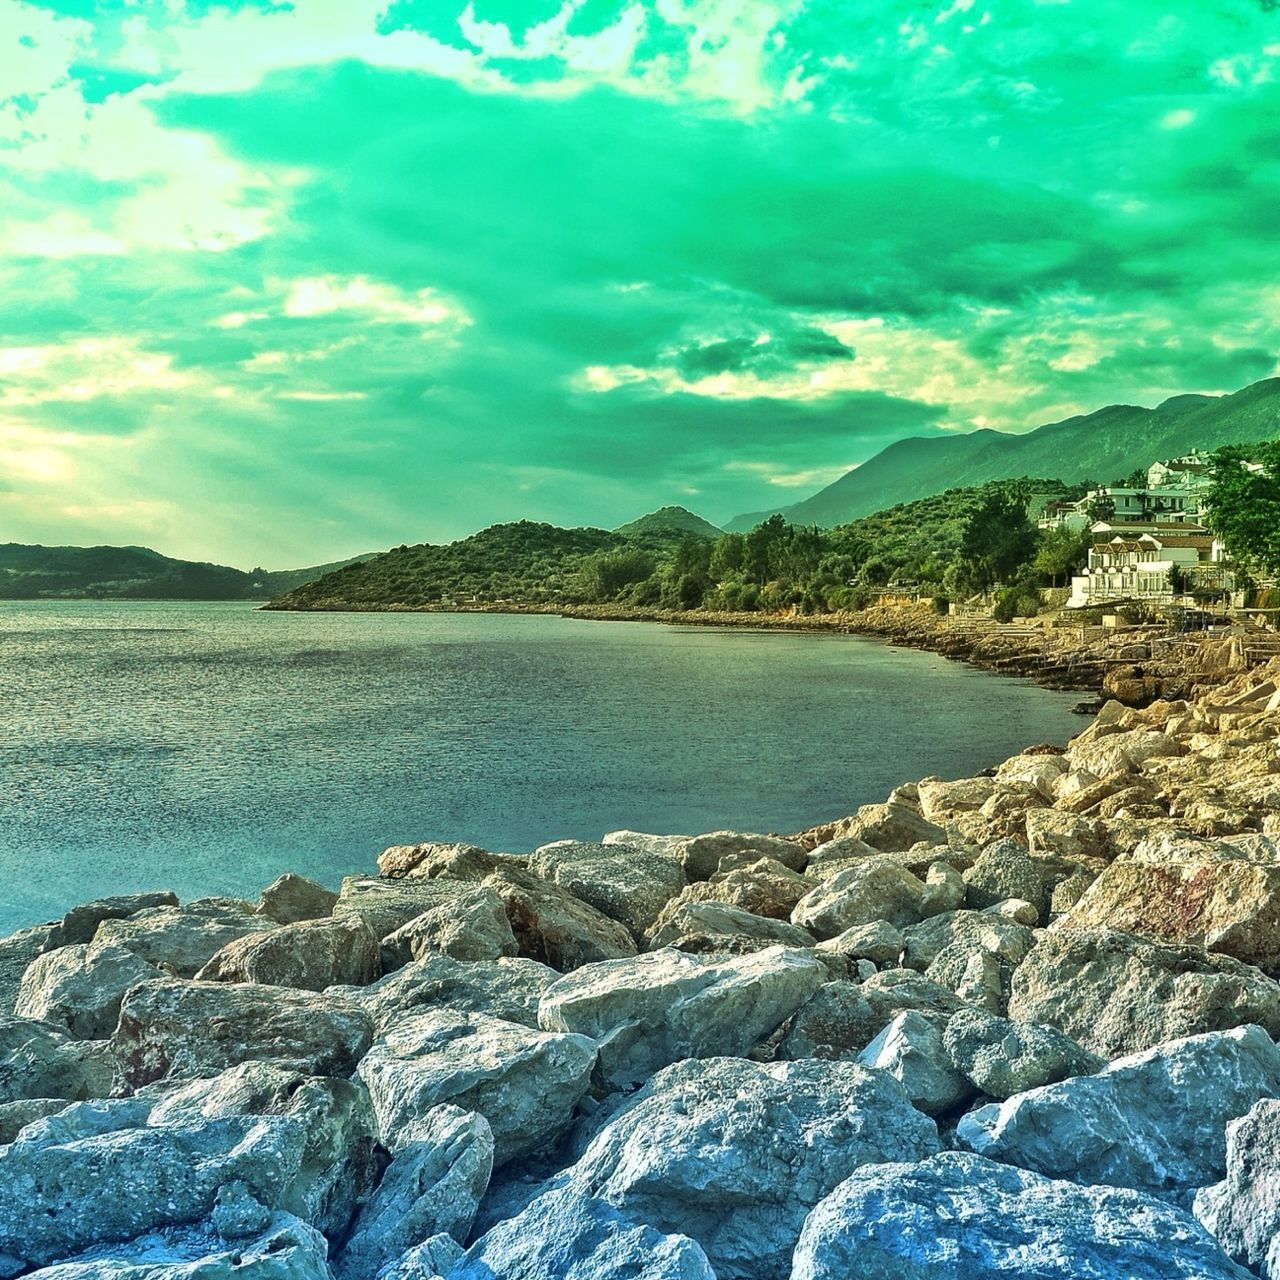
[6,657,1280,1276]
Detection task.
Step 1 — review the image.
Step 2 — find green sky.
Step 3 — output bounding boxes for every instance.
[2,0,1278,565]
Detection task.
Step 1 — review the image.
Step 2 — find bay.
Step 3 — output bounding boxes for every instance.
[0,601,1084,934]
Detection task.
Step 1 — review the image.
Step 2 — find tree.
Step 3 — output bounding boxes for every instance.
[580,549,656,600]
[1033,525,1090,588]
[957,488,1038,592]
[709,533,745,579]
[1204,443,1280,577]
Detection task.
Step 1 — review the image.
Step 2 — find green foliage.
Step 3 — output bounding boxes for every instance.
[1033,525,1091,587]
[992,583,1042,623]
[1204,442,1280,576]
[956,484,1039,593]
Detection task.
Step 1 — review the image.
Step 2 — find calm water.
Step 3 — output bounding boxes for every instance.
[0,602,1084,934]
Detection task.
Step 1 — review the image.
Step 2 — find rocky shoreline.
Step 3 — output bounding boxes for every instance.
[270,596,1274,707]
[5,659,1280,1276]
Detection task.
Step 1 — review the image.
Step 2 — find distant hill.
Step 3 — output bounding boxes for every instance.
[614,506,723,540]
[726,376,1280,530]
[268,509,725,611]
[0,544,376,601]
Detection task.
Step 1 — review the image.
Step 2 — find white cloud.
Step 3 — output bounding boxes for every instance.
[281,276,466,327]
[1160,108,1196,129]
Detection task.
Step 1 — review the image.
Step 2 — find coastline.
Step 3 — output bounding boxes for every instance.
[264,596,1269,706]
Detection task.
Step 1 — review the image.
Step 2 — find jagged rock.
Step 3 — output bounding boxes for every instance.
[824,803,947,852]
[527,840,687,937]
[644,900,814,952]
[91,902,275,978]
[60,891,179,945]
[16,942,161,1039]
[0,1015,113,1103]
[792,1151,1250,1280]
[1008,927,1280,1058]
[538,945,824,1089]
[349,953,558,1033]
[675,831,806,881]
[778,973,966,1061]
[380,887,518,969]
[920,860,966,917]
[142,1062,379,1239]
[658,858,815,924]
[943,1008,1104,1099]
[334,876,471,940]
[112,979,373,1088]
[357,1009,595,1166]
[19,1214,333,1279]
[900,908,1034,971]
[1025,809,1109,859]
[377,1234,465,1280]
[1195,1099,1280,1278]
[452,1190,716,1280]
[378,842,512,880]
[917,775,999,823]
[957,1025,1280,1202]
[484,867,637,971]
[602,830,690,859]
[1069,727,1186,777]
[856,1010,973,1115]
[335,1105,493,1280]
[963,839,1046,920]
[196,914,379,990]
[0,923,60,1015]
[805,834,882,871]
[0,1099,313,1270]
[815,920,903,966]
[254,874,337,925]
[1057,853,1280,975]
[790,858,925,939]
[489,1056,938,1280]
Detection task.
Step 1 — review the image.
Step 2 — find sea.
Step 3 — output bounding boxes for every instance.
[0,601,1086,935]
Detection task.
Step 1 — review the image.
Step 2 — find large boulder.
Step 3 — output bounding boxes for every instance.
[380,887,518,968]
[1025,809,1109,859]
[963,839,1047,920]
[790,858,926,939]
[350,953,558,1033]
[856,1011,972,1116]
[16,942,161,1039]
[196,915,379,990]
[917,776,999,824]
[900,908,1035,971]
[0,924,60,1015]
[527,840,687,937]
[254,874,337,925]
[377,841,512,880]
[357,1009,596,1167]
[334,876,474,941]
[674,831,806,881]
[484,867,637,971]
[60,891,179,945]
[943,1008,1104,1100]
[470,1056,939,1280]
[111,979,373,1089]
[0,1015,113,1103]
[676,857,815,920]
[644,900,814,953]
[824,803,946,852]
[376,1235,464,1280]
[0,1099,312,1270]
[451,1190,716,1280]
[93,901,275,977]
[957,1025,1280,1203]
[1195,1099,1280,1278]
[142,1062,380,1240]
[538,946,824,1089]
[1057,854,1280,975]
[19,1214,333,1279]
[1008,927,1280,1058]
[779,973,966,1062]
[792,1151,1250,1280]
[334,1104,493,1280]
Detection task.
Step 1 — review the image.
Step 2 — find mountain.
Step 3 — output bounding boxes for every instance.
[614,506,723,540]
[0,544,377,601]
[725,376,1280,530]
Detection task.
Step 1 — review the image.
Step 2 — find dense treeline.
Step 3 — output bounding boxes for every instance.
[273,480,1095,616]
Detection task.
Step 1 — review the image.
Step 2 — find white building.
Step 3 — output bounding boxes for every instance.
[1067,531,1233,609]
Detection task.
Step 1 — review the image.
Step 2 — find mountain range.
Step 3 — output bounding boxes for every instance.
[725,376,1280,530]
[0,544,376,601]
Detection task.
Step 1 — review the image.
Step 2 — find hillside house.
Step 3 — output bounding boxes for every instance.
[1067,531,1233,609]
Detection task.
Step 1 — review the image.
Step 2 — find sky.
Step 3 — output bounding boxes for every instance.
[2,1,1279,567]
